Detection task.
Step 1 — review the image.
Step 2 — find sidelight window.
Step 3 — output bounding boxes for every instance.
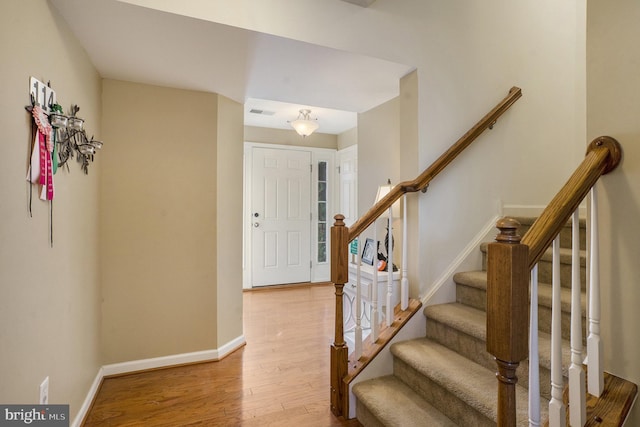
[317,161,328,263]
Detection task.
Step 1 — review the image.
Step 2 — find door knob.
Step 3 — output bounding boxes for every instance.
[254,222,260,228]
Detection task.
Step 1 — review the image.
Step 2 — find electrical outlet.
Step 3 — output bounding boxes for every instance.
[39,377,49,404]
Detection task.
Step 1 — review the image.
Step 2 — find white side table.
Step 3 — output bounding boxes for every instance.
[343,262,400,332]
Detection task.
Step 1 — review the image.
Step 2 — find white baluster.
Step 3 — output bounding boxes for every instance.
[569,210,587,426]
[588,186,604,396]
[354,235,363,360]
[386,208,393,327]
[529,264,541,427]
[372,221,380,341]
[401,194,409,310]
[549,236,566,427]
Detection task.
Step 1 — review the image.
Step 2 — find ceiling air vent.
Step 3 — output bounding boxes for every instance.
[249,109,276,116]
[341,0,376,7]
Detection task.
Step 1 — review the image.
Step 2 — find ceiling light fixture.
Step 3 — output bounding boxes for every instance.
[290,109,319,137]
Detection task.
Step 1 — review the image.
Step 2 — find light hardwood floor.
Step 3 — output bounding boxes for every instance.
[83,284,362,426]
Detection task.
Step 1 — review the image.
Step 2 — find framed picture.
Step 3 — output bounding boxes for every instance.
[361,238,375,265]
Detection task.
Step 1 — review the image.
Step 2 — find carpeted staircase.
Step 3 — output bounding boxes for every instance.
[353,218,585,426]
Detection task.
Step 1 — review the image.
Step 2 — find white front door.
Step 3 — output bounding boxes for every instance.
[251,147,311,286]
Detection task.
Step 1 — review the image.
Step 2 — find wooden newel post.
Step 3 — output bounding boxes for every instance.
[486,217,529,427]
[330,214,349,417]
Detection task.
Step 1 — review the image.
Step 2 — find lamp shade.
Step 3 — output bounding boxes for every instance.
[375,180,401,218]
[290,109,319,137]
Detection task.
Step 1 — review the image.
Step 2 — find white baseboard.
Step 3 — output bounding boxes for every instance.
[72,335,246,426]
[421,215,500,307]
[102,335,246,377]
[71,367,104,427]
[217,335,247,359]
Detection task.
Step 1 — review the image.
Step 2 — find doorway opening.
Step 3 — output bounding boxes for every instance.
[243,142,352,288]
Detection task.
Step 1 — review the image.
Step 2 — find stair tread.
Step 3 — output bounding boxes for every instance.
[353,375,457,427]
[390,338,549,424]
[537,281,586,315]
[425,302,487,341]
[454,270,586,314]
[453,270,487,290]
[480,243,586,266]
[424,302,572,373]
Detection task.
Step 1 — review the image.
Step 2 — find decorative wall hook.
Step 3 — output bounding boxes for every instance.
[51,104,103,174]
[25,76,105,247]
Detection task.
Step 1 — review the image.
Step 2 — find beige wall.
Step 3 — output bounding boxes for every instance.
[402,0,585,294]
[587,1,640,423]
[356,97,400,260]
[101,80,220,363]
[244,125,337,149]
[0,0,102,417]
[357,98,400,217]
[338,127,357,150]
[216,95,244,346]
[354,73,418,292]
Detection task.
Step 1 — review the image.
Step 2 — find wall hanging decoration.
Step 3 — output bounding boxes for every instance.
[51,104,103,174]
[25,77,104,247]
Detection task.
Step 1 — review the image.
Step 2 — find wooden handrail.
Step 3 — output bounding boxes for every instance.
[521,136,621,268]
[348,86,522,241]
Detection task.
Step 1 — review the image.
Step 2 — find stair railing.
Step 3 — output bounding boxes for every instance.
[330,86,523,418]
[487,136,622,426]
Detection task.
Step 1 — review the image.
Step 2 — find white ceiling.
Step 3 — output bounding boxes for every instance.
[50,0,414,135]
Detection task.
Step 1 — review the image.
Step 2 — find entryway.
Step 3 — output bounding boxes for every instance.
[244,143,348,288]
